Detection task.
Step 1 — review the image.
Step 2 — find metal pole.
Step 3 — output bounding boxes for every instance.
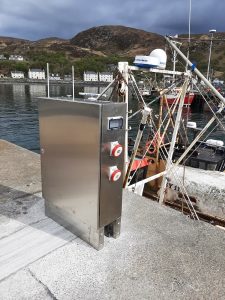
[47,63,50,98]
[123,107,151,188]
[96,78,116,100]
[165,36,225,106]
[206,32,214,81]
[155,95,164,189]
[128,171,167,188]
[173,49,176,81]
[72,66,75,101]
[129,73,146,107]
[159,77,190,204]
[188,0,192,43]
[118,62,129,174]
[186,0,192,70]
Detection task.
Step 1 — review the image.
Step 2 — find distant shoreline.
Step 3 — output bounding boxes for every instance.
[0,78,109,86]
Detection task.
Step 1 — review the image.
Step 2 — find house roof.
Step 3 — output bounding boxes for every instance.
[9,55,23,57]
[85,71,98,75]
[99,72,113,75]
[29,69,44,72]
[11,71,24,74]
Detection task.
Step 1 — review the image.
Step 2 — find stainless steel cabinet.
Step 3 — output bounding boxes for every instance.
[39,98,126,249]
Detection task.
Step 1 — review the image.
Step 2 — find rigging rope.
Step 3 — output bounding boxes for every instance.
[128,77,185,120]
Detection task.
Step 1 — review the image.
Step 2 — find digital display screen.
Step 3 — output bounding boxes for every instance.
[108,117,123,130]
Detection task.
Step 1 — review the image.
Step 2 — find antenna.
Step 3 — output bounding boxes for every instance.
[186,0,192,70]
[188,0,192,43]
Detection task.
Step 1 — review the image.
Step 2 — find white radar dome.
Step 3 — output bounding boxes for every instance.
[149,49,167,69]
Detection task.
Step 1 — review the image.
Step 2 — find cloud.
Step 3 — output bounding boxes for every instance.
[0,0,224,40]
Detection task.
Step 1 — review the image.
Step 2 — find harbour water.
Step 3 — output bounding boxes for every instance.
[0,82,224,152]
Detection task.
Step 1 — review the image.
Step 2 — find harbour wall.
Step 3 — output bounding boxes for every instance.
[168,165,225,219]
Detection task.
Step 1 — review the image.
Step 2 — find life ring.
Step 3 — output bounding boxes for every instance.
[145,133,164,155]
[145,140,157,155]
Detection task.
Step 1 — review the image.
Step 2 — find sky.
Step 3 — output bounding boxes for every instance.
[0,0,224,40]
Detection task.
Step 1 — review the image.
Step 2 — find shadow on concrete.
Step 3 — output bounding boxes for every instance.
[0,184,42,218]
[0,184,74,242]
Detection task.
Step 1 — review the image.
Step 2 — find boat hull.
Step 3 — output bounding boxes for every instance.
[165,93,195,106]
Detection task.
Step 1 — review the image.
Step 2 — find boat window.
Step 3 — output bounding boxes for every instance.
[199,162,206,170]
[206,163,217,171]
[190,160,199,168]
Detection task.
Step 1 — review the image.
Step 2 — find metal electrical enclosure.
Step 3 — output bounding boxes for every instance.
[39,98,126,250]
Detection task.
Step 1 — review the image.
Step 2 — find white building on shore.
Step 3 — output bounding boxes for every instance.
[28,69,45,80]
[64,74,72,81]
[0,54,6,60]
[11,71,24,79]
[83,71,114,82]
[83,71,98,82]
[99,72,113,82]
[9,55,24,61]
[49,73,61,80]
[213,78,224,85]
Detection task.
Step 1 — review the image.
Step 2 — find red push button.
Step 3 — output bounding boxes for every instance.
[111,169,121,182]
[108,166,122,182]
[110,141,123,157]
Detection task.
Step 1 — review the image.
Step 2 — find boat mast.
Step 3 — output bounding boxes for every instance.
[118,62,129,173]
[186,0,192,69]
[206,29,216,81]
[155,94,164,189]
[159,76,190,204]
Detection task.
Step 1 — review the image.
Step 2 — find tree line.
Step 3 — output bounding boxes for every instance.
[0,51,133,78]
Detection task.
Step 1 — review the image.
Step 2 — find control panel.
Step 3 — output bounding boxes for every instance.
[99,104,126,228]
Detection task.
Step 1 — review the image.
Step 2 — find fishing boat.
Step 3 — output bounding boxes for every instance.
[137,79,159,99]
[139,88,151,97]
[173,139,225,171]
[164,91,195,106]
[130,40,225,223]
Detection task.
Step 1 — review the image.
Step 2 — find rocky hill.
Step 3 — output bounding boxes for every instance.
[70,25,165,56]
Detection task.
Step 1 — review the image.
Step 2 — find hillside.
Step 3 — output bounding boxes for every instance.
[178,32,225,78]
[0,26,225,79]
[0,36,105,58]
[70,25,165,56]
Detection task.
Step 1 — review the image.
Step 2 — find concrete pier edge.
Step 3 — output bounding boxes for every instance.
[0,140,225,299]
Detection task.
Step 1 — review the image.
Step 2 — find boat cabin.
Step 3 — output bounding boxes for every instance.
[173,141,225,172]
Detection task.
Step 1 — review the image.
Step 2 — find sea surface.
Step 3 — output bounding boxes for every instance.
[0,83,225,152]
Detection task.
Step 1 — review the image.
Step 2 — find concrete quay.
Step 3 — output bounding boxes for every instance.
[0,139,225,300]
